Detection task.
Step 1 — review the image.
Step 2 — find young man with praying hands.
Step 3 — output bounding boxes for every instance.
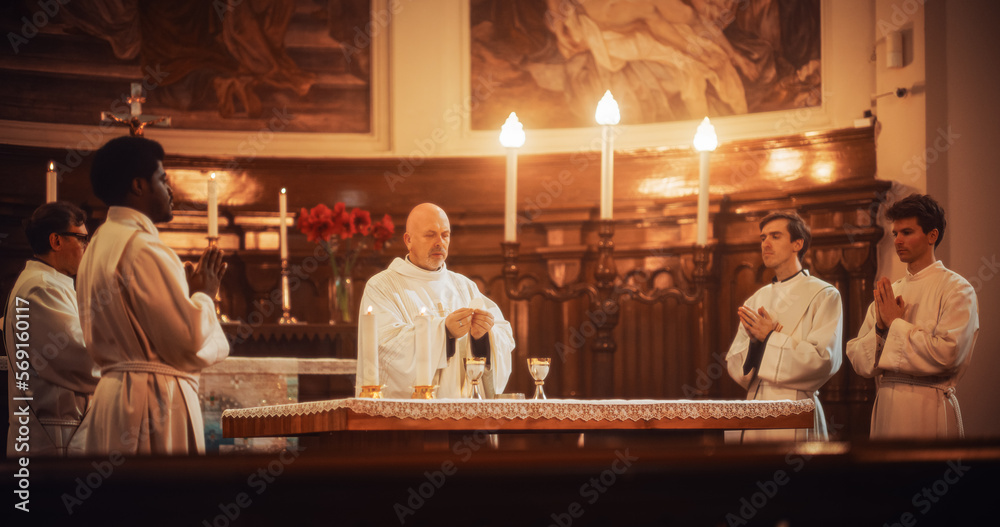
[69,136,229,455]
[5,202,99,456]
[358,203,514,399]
[847,194,979,439]
[725,211,844,442]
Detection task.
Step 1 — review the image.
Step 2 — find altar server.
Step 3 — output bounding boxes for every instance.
[726,211,843,441]
[5,202,99,456]
[847,194,978,439]
[358,203,514,399]
[70,136,229,455]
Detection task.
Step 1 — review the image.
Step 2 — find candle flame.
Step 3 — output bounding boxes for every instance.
[210,172,216,180]
[280,188,286,194]
[499,112,526,148]
[693,117,719,152]
[595,90,621,126]
[48,161,55,171]
[419,307,427,315]
[367,305,373,314]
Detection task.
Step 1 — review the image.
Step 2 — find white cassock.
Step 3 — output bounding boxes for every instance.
[726,271,843,442]
[847,261,979,439]
[5,260,99,456]
[70,206,229,455]
[358,257,514,399]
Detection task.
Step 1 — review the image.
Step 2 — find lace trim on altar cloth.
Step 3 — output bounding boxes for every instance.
[223,398,815,421]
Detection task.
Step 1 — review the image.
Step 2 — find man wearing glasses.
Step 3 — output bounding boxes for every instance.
[4,202,99,456]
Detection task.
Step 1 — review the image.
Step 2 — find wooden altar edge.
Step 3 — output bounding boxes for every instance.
[222,404,815,439]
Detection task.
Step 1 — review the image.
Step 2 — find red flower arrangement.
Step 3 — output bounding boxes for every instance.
[297,203,394,322]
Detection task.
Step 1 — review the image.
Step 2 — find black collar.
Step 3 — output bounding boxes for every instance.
[772,268,807,283]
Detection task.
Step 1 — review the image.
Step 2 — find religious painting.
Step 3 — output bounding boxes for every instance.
[470,0,821,130]
[0,0,374,133]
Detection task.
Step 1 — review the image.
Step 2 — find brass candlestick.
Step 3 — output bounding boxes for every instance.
[278,258,301,325]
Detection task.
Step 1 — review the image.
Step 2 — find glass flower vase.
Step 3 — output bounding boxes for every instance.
[328,275,354,325]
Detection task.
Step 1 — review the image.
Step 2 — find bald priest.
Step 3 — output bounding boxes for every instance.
[358,203,514,399]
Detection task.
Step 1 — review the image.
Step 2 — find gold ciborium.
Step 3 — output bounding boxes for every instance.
[411,385,437,399]
[527,358,551,400]
[465,357,486,400]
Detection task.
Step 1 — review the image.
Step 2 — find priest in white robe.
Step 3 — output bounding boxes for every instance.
[5,202,99,456]
[847,194,979,439]
[726,212,842,442]
[70,136,229,455]
[358,203,514,399]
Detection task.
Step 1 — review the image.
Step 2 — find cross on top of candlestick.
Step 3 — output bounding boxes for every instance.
[100,82,172,137]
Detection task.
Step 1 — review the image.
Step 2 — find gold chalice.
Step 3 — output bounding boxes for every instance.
[465,357,486,400]
[527,358,551,400]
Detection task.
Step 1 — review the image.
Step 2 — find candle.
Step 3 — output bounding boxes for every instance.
[414,307,432,386]
[45,161,57,203]
[279,188,288,260]
[693,117,718,245]
[207,173,218,238]
[499,112,525,242]
[360,305,379,386]
[595,91,620,220]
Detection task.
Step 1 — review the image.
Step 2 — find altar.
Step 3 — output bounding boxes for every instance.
[222,397,815,450]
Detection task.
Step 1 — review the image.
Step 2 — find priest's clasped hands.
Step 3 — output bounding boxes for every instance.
[184,246,228,298]
[446,308,494,340]
[873,276,905,330]
[738,305,783,342]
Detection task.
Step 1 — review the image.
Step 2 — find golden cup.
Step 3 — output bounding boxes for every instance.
[527,358,551,400]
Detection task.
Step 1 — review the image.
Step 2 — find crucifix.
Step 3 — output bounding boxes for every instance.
[100,82,172,137]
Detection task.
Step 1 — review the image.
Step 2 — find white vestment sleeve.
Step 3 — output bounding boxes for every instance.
[24,282,98,392]
[879,280,979,376]
[846,301,881,378]
[757,287,843,392]
[125,238,229,372]
[725,324,754,390]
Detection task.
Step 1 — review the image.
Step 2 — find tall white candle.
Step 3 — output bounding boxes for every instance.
[45,161,57,203]
[279,188,288,260]
[693,117,718,246]
[696,151,710,245]
[208,173,218,238]
[595,91,620,220]
[600,126,614,219]
[360,306,379,386]
[499,112,525,242]
[504,148,518,241]
[414,307,432,386]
